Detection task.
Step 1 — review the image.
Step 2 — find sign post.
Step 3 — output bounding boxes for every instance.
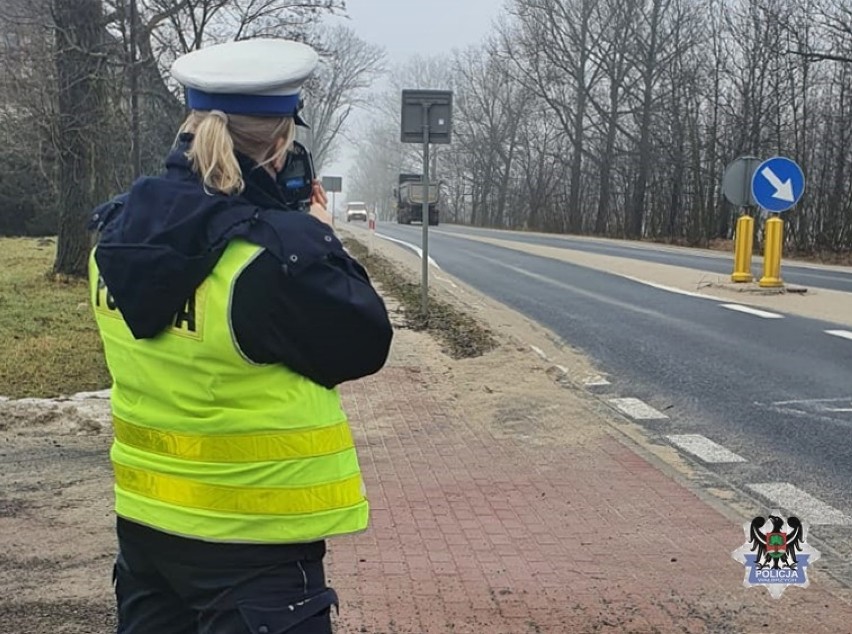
[750,157,806,288]
[722,156,762,283]
[321,176,342,225]
[401,90,452,313]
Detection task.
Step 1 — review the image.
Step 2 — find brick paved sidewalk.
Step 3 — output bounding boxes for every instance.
[329,363,852,634]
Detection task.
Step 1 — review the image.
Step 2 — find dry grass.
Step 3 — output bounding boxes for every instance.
[343,238,497,359]
[0,237,111,398]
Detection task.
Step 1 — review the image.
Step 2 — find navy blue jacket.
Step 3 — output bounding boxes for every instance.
[91,134,393,389]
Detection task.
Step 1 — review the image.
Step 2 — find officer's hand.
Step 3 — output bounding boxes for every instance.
[311,180,328,207]
[310,203,333,227]
[309,180,332,227]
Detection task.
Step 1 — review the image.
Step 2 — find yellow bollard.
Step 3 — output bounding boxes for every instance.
[731,214,754,283]
[759,216,784,288]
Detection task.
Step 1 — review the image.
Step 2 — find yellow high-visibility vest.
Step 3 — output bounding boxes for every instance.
[89,239,369,543]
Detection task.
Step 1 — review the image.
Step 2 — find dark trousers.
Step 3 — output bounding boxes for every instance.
[113,518,337,634]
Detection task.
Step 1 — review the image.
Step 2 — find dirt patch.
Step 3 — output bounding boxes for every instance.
[0,420,115,630]
[343,237,497,359]
[0,599,115,634]
[0,498,30,518]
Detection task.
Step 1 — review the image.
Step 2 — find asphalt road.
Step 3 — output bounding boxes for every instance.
[371,222,852,575]
[424,223,852,293]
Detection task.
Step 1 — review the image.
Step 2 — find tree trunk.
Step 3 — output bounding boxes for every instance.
[627,0,663,239]
[595,82,621,235]
[52,0,107,277]
[567,0,594,234]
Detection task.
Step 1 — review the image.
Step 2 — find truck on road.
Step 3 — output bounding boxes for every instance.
[394,173,439,226]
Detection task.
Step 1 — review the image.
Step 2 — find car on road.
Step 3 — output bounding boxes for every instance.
[346,202,368,222]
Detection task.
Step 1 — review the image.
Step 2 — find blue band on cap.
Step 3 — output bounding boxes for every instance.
[186,88,300,116]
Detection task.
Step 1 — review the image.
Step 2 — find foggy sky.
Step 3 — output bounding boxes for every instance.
[322,1,505,196]
[331,0,504,60]
[323,0,504,199]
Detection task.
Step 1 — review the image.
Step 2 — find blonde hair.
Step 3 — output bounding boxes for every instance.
[177,111,296,195]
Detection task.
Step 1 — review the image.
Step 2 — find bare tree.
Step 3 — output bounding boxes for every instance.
[450,43,524,227]
[347,53,455,217]
[345,116,406,220]
[508,0,601,233]
[0,0,61,235]
[51,0,109,276]
[96,0,347,176]
[299,24,386,172]
[586,0,638,234]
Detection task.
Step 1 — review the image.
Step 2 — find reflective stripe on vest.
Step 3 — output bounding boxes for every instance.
[113,416,355,463]
[89,239,369,544]
[113,464,364,515]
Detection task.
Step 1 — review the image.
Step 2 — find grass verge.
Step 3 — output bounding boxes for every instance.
[0,234,496,398]
[0,237,110,398]
[343,237,497,359]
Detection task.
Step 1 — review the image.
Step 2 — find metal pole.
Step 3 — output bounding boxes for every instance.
[129,0,141,178]
[421,103,430,314]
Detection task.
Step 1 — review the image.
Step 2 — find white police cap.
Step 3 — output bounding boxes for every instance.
[170,38,318,127]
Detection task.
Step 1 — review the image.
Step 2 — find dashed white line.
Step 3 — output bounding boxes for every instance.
[666,434,747,464]
[608,398,669,420]
[826,330,852,342]
[771,397,852,406]
[746,483,852,525]
[720,304,784,319]
[583,376,611,387]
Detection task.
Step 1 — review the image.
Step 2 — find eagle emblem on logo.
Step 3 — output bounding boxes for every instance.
[731,511,820,599]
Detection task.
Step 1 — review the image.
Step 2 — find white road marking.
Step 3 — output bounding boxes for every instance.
[746,483,852,525]
[771,397,852,406]
[720,304,784,319]
[666,434,746,463]
[618,275,728,301]
[463,254,673,321]
[826,330,852,342]
[608,397,669,420]
[530,345,548,361]
[374,233,441,270]
[434,275,459,289]
[766,397,852,422]
[583,376,611,387]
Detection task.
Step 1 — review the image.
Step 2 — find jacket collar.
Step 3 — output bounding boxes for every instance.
[167,132,289,210]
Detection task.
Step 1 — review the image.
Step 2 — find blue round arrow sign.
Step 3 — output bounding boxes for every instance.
[751,157,805,213]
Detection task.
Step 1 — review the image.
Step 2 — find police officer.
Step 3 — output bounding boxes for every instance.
[88,38,393,633]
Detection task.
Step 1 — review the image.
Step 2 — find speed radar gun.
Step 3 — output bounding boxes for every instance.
[276,139,315,212]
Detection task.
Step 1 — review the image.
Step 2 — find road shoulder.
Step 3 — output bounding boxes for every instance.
[420,228,852,328]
